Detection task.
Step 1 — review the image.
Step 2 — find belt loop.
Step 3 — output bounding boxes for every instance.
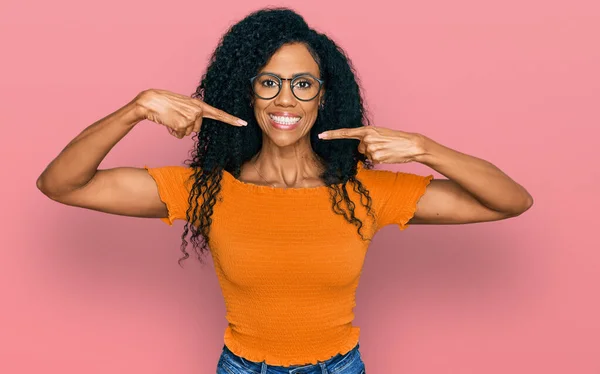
[319,361,328,374]
[261,361,268,374]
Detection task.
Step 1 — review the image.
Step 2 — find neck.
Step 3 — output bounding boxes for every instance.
[252,135,323,186]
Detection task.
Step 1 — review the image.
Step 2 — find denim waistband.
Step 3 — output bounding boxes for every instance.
[218,342,363,374]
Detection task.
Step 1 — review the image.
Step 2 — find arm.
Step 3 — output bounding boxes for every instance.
[410,135,533,224]
[36,95,169,218]
[318,126,533,225]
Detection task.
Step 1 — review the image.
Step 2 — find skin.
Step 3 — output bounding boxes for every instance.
[319,127,534,224]
[240,43,326,188]
[35,90,244,218]
[36,42,533,225]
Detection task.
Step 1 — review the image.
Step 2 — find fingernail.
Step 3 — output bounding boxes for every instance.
[237,119,248,126]
[318,133,325,139]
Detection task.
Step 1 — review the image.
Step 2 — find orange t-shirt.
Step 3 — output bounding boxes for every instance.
[145,163,433,366]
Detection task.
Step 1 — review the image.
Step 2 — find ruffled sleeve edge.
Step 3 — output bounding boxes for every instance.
[396,174,434,231]
[144,165,178,226]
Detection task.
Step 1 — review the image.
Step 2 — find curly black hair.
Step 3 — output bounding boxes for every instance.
[179,7,375,265]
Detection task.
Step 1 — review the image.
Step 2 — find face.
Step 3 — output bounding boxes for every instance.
[252,43,324,147]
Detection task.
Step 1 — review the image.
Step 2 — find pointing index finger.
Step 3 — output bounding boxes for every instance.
[318,127,368,140]
[198,100,247,127]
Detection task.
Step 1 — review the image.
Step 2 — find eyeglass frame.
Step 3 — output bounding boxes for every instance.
[249,72,325,102]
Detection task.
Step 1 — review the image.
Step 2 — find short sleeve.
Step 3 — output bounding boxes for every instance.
[360,168,433,231]
[144,165,194,225]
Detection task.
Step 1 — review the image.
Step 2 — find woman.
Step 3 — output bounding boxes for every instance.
[36,7,533,374]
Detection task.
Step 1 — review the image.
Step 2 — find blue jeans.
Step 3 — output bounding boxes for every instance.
[216,342,366,374]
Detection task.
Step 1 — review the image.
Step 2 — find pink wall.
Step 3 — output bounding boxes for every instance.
[1,0,598,372]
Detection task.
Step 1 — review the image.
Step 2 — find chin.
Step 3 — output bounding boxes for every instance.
[265,132,306,147]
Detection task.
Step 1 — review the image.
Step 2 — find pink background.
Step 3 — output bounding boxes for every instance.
[1,0,599,373]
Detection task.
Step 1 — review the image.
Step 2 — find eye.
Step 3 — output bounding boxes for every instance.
[294,79,312,90]
[259,78,279,88]
[293,76,318,90]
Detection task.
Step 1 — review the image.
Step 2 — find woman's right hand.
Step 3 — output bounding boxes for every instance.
[37,88,248,219]
[135,89,247,139]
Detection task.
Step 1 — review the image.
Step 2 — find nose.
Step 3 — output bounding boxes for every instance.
[273,80,297,107]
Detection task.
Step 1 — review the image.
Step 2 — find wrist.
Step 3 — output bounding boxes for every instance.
[127,92,150,124]
[413,135,444,166]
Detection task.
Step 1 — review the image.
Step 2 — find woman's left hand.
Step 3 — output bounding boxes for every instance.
[319,125,534,223]
[318,126,427,164]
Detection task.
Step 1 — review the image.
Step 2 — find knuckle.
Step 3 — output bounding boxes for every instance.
[185,113,197,123]
[144,88,158,96]
[191,97,204,105]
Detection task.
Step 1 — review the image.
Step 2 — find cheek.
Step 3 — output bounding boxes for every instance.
[302,103,320,122]
[253,103,269,122]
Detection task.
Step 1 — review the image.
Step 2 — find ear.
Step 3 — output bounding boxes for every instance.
[318,90,326,108]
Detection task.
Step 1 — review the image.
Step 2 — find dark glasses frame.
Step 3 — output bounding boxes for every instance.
[249,72,324,102]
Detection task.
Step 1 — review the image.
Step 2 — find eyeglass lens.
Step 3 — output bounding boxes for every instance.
[252,74,321,101]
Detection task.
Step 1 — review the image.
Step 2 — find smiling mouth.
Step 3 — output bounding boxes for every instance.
[269,114,302,125]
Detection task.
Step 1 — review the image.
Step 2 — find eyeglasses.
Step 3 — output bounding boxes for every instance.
[250,73,324,101]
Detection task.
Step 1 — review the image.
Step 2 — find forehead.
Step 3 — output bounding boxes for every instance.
[259,43,320,77]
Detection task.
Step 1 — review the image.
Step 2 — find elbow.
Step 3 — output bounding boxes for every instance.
[506,193,534,218]
[36,174,48,195]
[37,175,54,200]
[524,193,534,211]
[521,190,534,213]
[36,174,63,202]
[36,175,45,193]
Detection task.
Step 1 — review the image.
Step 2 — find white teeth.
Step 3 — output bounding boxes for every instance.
[269,114,301,125]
